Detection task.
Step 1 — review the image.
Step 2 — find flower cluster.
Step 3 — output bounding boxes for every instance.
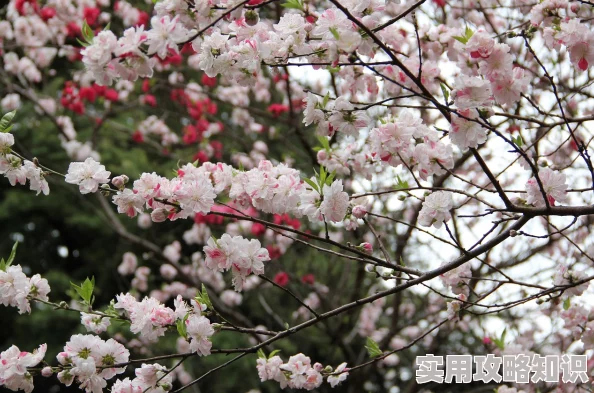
[204,234,270,291]
[418,191,454,229]
[114,293,176,342]
[114,293,215,352]
[110,364,173,393]
[0,264,50,314]
[0,129,49,195]
[0,344,46,393]
[525,167,569,207]
[369,110,455,180]
[56,335,129,393]
[257,353,348,390]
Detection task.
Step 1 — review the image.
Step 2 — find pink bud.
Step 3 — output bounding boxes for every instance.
[317,150,328,161]
[360,242,373,254]
[41,367,53,377]
[483,337,492,345]
[111,175,129,188]
[570,3,580,13]
[151,208,169,222]
[352,205,367,219]
[160,264,177,280]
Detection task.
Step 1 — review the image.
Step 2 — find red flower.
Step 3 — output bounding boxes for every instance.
[40,7,56,21]
[251,223,266,237]
[267,103,289,117]
[104,89,119,102]
[83,7,100,26]
[132,131,144,143]
[201,74,217,88]
[301,274,315,285]
[143,95,157,107]
[274,272,289,287]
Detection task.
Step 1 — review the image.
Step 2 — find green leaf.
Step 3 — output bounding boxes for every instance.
[6,241,18,267]
[452,35,468,44]
[329,27,340,40]
[365,337,383,358]
[440,83,450,104]
[319,165,327,186]
[316,135,331,151]
[268,349,281,358]
[257,349,266,359]
[0,110,16,132]
[76,37,90,47]
[512,135,523,148]
[103,22,111,31]
[322,92,330,108]
[81,20,95,44]
[563,297,571,310]
[302,177,319,193]
[200,284,213,309]
[104,300,119,318]
[325,170,336,186]
[394,175,409,190]
[464,25,474,40]
[176,314,189,339]
[281,0,304,11]
[493,328,506,350]
[71,277,95,306]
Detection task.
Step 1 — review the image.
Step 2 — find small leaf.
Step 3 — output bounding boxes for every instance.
[319,165,327,186]
[563,297,571,310]
[440,83,450,104]
[71,277,95,306]
[493,328,506,350]
[325,171,336,186]
[6,241,18,267]
[257,349,266,359]
[76,37,90,47]
[512,135,523,148]
[365,337,383,358]
[281,0,304,11]
[201,284,213,309]
[322,92,330,108]
[103,22,111,31]
[464,25,475,40]
[269,349,281,358]
[452,35,468,45]
[394,175,409,190]
[329,27,340,40]
[0,110,16,132]
[316,135,331,151]
[81,20,94,43]
[302,177,319,193]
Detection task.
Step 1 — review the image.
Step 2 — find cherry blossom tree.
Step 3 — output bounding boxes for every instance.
[1,0,594,392]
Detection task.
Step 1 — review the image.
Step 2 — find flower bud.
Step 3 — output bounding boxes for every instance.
[398,194,406,201]
[138,213,152,229]
[41,367,53,377]
[244,10,259,26]
[112,175,129,188]
[509,229,517,237]
[359,242,373,254]
[151,208,169,223]
[351,204,367,219]
[317,150,328,161]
